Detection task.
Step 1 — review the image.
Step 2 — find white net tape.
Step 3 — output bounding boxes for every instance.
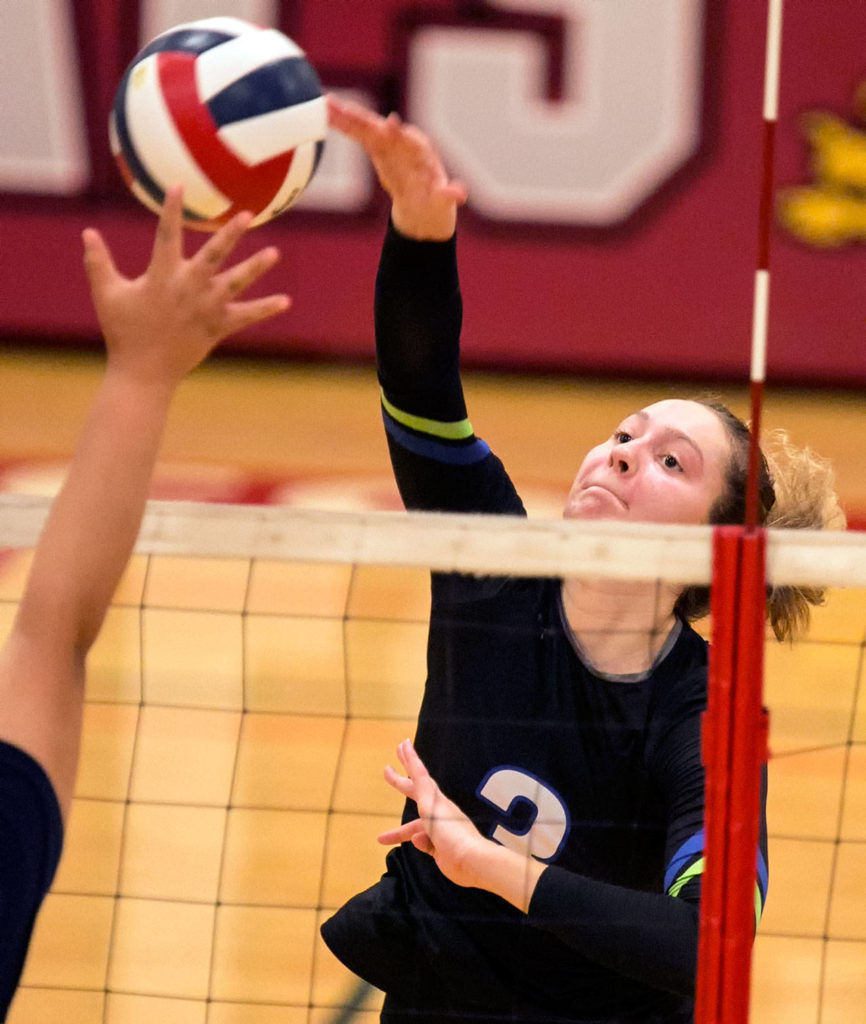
[2,494,865,587]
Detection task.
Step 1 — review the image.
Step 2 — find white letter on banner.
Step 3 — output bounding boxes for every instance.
[478,767,570,861]
[407,0,705,224]
[139,0,280,42]
[0,0,88,193]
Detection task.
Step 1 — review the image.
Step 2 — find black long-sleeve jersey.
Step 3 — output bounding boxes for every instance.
[321,224,769,1023]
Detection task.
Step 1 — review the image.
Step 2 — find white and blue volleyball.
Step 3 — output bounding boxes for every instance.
[110,17,326,229]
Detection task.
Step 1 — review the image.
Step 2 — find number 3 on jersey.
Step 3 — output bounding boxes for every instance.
[477,766,571,862]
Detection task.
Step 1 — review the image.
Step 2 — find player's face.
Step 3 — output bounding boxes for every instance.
[564,399,730,525]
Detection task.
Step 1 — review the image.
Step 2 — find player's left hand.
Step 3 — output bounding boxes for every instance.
[379,738,487,890]
[82,185,290,387]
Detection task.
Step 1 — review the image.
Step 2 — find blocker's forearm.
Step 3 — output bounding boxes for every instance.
[16,366,174,656]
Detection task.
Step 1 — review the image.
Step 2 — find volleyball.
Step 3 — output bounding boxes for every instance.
[110,16,327,229]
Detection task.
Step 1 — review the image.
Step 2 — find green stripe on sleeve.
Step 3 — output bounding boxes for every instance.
[668,857,766,931]
[381,391,475,440]
[667,856,705,899]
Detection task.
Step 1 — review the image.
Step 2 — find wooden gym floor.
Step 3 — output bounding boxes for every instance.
[0,347,864,1023]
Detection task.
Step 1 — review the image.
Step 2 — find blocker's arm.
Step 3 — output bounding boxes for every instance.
[0,189,288,819]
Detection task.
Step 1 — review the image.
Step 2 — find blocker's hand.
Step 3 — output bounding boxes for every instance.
[82,185,290,387]
[327,95,467,241]
[379,739,489,890]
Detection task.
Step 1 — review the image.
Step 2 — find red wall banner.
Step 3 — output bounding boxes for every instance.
[0,1,862,384]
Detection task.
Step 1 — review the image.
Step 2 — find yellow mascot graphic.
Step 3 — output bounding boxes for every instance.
[777,82,866,246]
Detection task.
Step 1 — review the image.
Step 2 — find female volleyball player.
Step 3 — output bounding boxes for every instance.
[0,187,288,1020]
[322,98,844,1023]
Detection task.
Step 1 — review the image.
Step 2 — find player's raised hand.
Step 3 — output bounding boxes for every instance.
[327,95,467,241]
[379,739,485,890]
[82,185,290,386]
[379,739,547,912]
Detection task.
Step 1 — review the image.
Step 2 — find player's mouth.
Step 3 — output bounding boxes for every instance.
[581,483,628,509]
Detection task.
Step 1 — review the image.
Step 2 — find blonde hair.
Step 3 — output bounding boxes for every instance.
[762,429,846,641]
[674,403,846,642]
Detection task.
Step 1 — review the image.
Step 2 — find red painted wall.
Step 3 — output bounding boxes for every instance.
[0,1,862,384]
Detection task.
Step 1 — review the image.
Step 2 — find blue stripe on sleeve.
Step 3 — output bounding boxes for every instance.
[664,830,705,893]
[382,408,491,465]
[665,828,770,907]
[756,847,769,901]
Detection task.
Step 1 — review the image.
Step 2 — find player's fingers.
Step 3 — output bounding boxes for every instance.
[398,738,430,782]
[383,764,414,798]
[149,185,185,273]
[219,246,281,298]
[377,819,426,846]
[440,181,469,206]
[81,228,120,294]
[224,293,291,334]
[325,94,367,131]
[195,210,255,276]
[324,92,344,120]
[411,833,435,856]
[400,124,432,151]
[327,95,387,146]
[429,786,463,830]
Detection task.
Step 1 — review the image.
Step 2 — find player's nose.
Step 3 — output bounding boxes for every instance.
[609,443,635,474]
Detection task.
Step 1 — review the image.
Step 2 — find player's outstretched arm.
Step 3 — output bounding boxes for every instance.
[327,95,468,240]
[0,187,289,819]
[328,97,523,518]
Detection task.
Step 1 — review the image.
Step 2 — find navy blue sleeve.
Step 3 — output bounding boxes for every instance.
[657,703,770,925]
[527,862,699,997]
[0,742,64,1018]
[375,221,525,518]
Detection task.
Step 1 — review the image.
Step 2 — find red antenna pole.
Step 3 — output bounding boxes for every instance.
[696,1,782,1019]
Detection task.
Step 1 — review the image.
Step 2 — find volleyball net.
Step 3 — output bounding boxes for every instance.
[1,495,865,1023]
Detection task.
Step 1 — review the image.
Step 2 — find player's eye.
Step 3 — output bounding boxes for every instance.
[662,454,682,471]
[613,431,632,444]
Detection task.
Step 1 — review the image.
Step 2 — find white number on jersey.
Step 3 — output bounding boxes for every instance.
[477,766,570,861]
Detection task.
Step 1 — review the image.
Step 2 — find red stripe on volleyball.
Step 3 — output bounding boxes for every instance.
[156,51,294,219]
